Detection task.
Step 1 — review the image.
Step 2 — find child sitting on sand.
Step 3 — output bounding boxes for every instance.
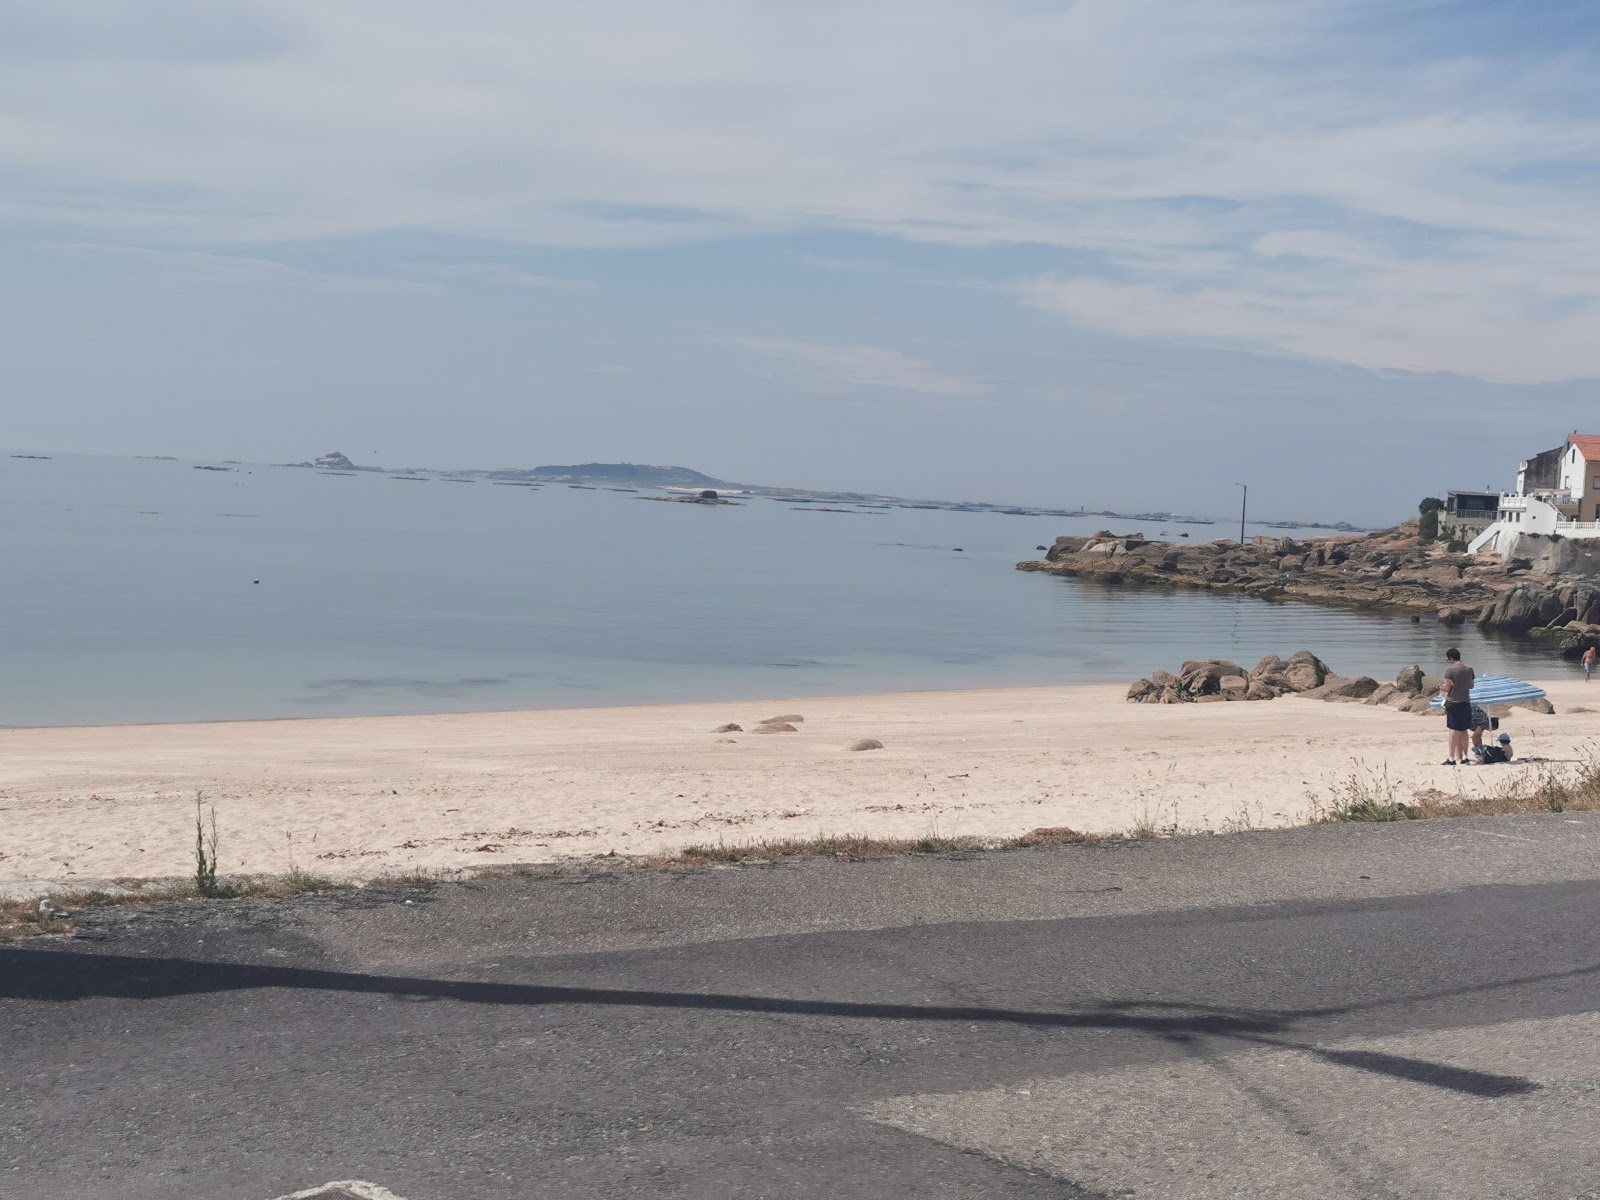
[1473,733,1514,765]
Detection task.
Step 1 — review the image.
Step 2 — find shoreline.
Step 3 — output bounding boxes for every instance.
[0,681,1114,734]
[1017,530,1504,619]
[4,678,1595,892]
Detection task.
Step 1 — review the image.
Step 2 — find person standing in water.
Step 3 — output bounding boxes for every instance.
[1440,648,1475,766]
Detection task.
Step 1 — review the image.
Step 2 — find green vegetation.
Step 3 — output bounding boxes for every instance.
[1417,496,1445,543]
[193,796,234,898]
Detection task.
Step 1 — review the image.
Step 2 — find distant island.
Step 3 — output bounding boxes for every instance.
[276,451,1363,531]
[529,463,722,487]
[285,452,366,471]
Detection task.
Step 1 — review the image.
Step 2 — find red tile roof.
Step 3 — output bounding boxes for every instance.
[1570,434,1600,461]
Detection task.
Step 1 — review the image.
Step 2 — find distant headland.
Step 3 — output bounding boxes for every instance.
[273,450,1363,530]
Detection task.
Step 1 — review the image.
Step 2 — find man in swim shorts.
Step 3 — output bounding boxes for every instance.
[1440,648,1475,766]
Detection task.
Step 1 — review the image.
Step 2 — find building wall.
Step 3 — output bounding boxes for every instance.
[1440,516,1494,545]
[1555,441,1593,518]
[1559,445,1581,497]
[1520,446,1563,493]
[1470,495,1570,554]
[1560,446,1600,521]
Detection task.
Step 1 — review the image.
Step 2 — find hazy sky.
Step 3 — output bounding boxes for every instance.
[4,0,1598,523]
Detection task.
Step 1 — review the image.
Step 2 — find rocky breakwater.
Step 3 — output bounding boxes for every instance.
[1020,526,1600,661]
[1127,652,1555,715]
[1018,528,1511,617]
[1129,651,1398,708]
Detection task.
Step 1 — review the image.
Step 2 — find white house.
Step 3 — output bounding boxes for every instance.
[1556,434,1600,521]
[1470,433,1600,555]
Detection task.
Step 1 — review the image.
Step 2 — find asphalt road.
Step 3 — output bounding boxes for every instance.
[4,815,1600,1199]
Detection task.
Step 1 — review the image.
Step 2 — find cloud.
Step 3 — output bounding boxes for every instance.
[404,262,594,290]
[720,337,987,397]
[1,1,1599,380]
[50,243,436,294]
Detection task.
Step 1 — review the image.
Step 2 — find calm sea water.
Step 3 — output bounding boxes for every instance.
[0,452,1556,727]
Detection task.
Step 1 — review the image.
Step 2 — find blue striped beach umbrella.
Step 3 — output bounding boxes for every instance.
[1429,675,1547,707]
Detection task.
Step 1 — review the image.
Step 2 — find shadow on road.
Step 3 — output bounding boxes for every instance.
[2,947,1564,1098]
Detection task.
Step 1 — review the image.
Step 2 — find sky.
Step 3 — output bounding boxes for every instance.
[3,0,1599,524]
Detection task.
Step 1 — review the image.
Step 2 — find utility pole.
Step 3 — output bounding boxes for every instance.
[1236,482,1247,545]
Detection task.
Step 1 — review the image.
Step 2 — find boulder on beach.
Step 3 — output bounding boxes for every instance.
[764,714,805,724]
[1284,650,1330,691]
[1250,655,1286,680]
[1511,697,1557,715]
[1177,658,1248,698]
[754,722,798,733]
[846,738,884,751]
[713,723,742,733]
[1126,649,1437,708]
[1307,674,1382,702]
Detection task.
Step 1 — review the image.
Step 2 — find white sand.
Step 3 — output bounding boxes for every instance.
[3,679,1597,890]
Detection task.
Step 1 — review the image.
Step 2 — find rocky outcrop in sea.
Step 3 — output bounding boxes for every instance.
[1019,526,1600,660]
[286,451,360,471]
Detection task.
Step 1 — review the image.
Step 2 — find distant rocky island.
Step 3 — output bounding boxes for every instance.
[274,451,1360,529]
[530,463,722,487]
[285,452,365,471]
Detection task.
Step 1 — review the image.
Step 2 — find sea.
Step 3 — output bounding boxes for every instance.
[0,452,1558,727]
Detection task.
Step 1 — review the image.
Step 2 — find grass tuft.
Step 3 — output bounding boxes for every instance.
[635,826,1104,868]
[1314,756,1600,824]
[280,867,339,895]
[0,871,357,941]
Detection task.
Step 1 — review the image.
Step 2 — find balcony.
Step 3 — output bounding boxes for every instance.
[1499,491,1574,512]
[1529,489,1575,506]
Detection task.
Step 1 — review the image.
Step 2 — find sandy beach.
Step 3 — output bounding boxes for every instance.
[3,679,1597,891]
